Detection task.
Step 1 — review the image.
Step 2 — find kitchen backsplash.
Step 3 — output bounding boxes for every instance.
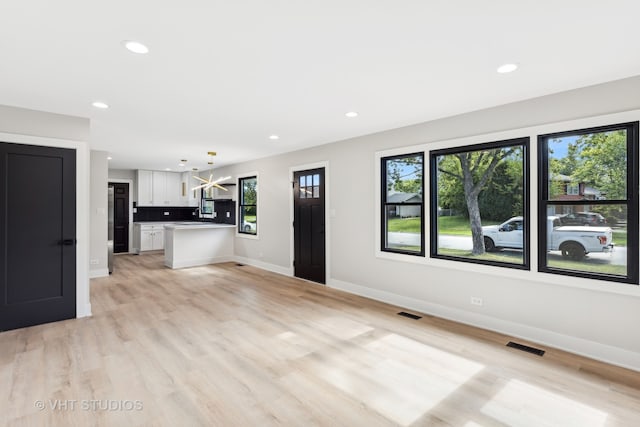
[133,206,198,222]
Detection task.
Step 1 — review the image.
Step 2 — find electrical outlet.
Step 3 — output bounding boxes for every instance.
[470,297,483,306]
[90,259,99,265]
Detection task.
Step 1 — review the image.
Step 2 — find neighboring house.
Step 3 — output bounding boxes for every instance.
[547,174,604,215]
[387,191,422,218]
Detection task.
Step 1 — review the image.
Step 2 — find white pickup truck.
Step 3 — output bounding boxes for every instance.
[482,216,614,260]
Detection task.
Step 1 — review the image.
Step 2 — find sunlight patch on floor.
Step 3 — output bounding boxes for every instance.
[309,316,375,340]
[309,333,485,426]
[481,379,608,427]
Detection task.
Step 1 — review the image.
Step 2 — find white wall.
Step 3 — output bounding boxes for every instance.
[214,75,640,371]
[90,151,108,278]
[0,104,89,141]
[0,104,91,317]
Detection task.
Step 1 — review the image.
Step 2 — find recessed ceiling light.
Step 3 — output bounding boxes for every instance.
[123,40,149,54]
[345,111,358,118]
[497,63,518,74]
[92,101,109,109]
[269,135,279,140]
[107,156,112,160]
[178,163,185,167]
[165,168,172,171]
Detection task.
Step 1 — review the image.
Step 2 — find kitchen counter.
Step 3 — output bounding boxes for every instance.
[164,222,235,230]
[164,223,235,269]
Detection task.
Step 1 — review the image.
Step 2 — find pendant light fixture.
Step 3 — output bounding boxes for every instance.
[191,151,231,192]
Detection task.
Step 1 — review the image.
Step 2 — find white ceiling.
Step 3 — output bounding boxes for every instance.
[1,1,639,171]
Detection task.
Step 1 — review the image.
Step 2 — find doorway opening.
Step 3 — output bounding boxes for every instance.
[108,182,129,253]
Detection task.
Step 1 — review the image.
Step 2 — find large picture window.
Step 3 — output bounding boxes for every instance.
[381,153,424,255]
[538,122,638,284]
[239,176,257,235]
[430,138,529,269]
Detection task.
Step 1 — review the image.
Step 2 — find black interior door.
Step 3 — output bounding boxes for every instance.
[0,142,76,331]
[110,182,129,253]
[294,168,326,284]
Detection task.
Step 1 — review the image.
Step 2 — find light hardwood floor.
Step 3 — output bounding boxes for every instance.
[1,254,639,426]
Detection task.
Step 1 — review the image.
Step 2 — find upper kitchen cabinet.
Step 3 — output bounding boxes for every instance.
[181,171,199,207]
[136,170,183,206]
[137,170,154,206]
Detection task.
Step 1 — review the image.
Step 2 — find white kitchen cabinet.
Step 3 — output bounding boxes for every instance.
[134,223,166,253]
[181,171,200,207]
[165,172,181,206]
[137,170,154,206]
[137,170,185,206]
[140,229,154,251]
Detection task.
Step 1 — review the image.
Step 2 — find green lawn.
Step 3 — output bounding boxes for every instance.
[612,230,627,247]
[387,217,421,233]
[387,215,502,234]
[547,256,627,276]
[437,216,501,236]
[244,215,257,223]
[437,248,523,264]
[438,248,626,274]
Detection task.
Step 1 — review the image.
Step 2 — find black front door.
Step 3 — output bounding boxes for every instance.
[0,142,76,331]
[293,168,326,284]
[110,182,129,253]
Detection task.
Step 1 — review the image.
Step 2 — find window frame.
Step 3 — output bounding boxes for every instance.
[238,175,258,237]
[538,121,639,284]
[429,137,530,270]
[380,152,425,256]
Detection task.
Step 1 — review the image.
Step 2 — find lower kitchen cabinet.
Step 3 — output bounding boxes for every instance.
[133,223,167,253]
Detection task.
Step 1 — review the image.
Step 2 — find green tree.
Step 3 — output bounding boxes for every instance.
[572,130,626,200]
[438,147,517,255]
[242,178,257,205]
[387,156,422,195]
[478,159,523,220]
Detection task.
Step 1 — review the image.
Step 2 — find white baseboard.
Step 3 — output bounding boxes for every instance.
[328,278,640,372]
[89,268,109,279]
[234,256,294,277]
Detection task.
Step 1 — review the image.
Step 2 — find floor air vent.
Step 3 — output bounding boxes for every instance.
[397,311,422,320]
[506,341,545,356]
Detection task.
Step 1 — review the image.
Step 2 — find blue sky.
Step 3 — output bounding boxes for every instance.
[548,135,579,159]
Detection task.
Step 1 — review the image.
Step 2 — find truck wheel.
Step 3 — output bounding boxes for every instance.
[484,237,496,252]
[561,242,585,261]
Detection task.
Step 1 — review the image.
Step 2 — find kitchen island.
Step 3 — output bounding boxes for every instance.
[164,223,236,269]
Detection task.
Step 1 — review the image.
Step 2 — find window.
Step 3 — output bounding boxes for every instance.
[566,183,579,195]
[430,138,529,269]
[381,153,424,255]
[239,176,257,235]
[298,173,320,199]
[539,122,638,284]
